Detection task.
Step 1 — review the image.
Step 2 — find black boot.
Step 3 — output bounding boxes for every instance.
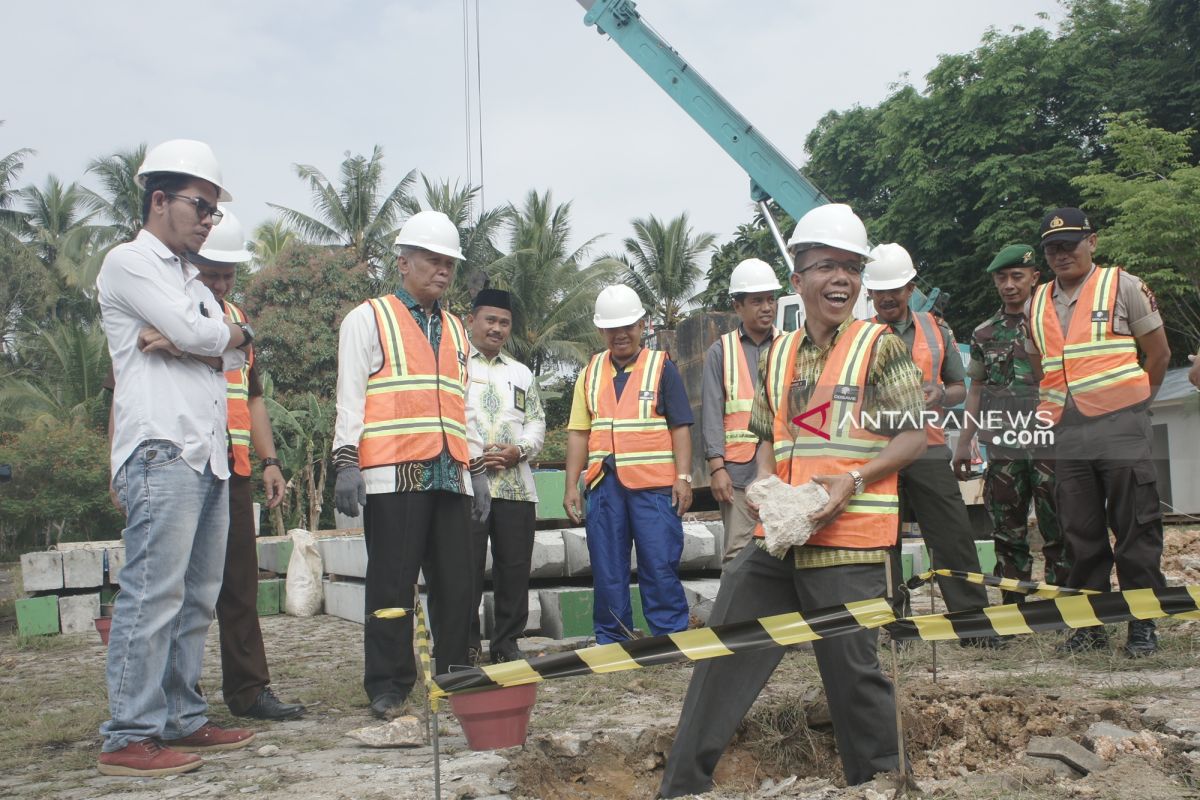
[1123,620,1158,658]
[1057,626,1108,653]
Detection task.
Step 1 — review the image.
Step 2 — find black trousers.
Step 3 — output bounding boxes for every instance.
[897,446,989,612]
[216,476,271,715]
[1054,408,1166,592]
[659,547,899,797]
[362,490,473,701]
[469,499,536,654]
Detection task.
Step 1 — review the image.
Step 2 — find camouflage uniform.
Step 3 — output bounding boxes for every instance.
[968,309,1069,602]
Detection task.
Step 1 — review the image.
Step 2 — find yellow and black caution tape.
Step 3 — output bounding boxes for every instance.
[373,607,411,619]
[413,601,438,710]
[431,584,1200,698]
[905,568,1097,599]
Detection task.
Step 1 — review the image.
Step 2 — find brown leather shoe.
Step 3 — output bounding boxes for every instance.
[97,739,202,776]
[165,722,255,752]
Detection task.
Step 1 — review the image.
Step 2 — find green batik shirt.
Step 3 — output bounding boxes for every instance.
[391,287,465,494]
[967,308,1039,442]
[748,316,925,568]
[468,348,546,502]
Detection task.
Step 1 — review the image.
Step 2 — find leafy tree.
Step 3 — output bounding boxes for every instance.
[0,123,34,236]
[82,144,146,245]
[487,189,617,374]
[250,218,296,272]
[0,420,123,552]
[262,384,335,534]
[268,146,416,274]
[0,237,55,356]
[18,176,107,320]
[0,319,111,431]
[619,212,716,329]
[240,244,374,398]
[697,204,793,310]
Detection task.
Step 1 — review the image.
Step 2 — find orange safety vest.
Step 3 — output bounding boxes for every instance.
[582,348,676,490]
[359,295,470,469]
[876,311,947,447]
[757,320,899,550]
[1028,266,1150,424]
[224,301,253,478]
[719,328,768,464]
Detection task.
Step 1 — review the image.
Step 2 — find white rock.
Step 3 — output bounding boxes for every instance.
[256,745,280,757]
[345,716,425,748]
[746,476,829,557]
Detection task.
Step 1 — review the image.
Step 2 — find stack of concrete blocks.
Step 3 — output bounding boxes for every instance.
[16,543,121,637]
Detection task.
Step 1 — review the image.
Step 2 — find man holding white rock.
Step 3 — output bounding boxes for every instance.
[660,204,927,796]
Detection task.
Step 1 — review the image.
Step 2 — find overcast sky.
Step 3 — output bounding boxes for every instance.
[7,1,1064,260]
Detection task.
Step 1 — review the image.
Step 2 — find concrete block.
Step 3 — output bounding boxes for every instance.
[975,539,997,575]
[256,537,293,574]
[1021,754,1082,780]
[529,531,566,579]
[20,551,63,592]
[16,595,59,637]
[58,593,100,635]
[257,579,282,616]
[1026,735,1107,775]
[682,579,721,624]
[534,470,568,521]
[322,578,363,625]
[107,546,125,585]
[318,535,367,578]
[680,523,716,570]
[62,548,105,589]
[703,521,726,568]
[561,528,591,577]
[482,590,541,637]
[901,541,927,577]
[537,587,647,640]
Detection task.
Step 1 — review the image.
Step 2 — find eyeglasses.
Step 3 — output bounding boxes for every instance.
[164,193,223,223]
[797,259,865,277]
[1043,239,1083,257]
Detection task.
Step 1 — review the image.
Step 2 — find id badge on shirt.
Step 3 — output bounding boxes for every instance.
[514,386,526,412]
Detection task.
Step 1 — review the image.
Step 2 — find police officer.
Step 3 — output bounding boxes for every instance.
[952,244,1068,604]
[701,258,780,564]
[1026,208,1170,656]
[863,244,995,637]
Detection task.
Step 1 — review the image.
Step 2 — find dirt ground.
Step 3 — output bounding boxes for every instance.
[2,528,1199,800]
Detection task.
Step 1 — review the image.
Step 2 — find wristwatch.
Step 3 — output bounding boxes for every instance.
[517,444,530,463]
[261,457,282,470]
[847,469,865,495]
[677,473,693,484]
[236,322,255,348]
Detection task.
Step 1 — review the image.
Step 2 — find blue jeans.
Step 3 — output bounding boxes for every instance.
[101,440,229,751]
[585,475,689,643]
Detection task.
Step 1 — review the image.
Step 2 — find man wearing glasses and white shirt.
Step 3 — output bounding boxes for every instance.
[97,139,254,777]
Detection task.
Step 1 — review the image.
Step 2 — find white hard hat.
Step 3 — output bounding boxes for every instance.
[786,203,871,258]
[137,139,232,202]
[863,243,917,290]
[197,207,252,264]
[728,258,782,294]
[394,210,465,260]
[593,284,646,328]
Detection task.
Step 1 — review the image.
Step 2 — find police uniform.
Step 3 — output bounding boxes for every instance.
[1026,208,1167,655]
[967,245,1068,602]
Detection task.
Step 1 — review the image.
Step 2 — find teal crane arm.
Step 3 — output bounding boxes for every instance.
[577,0,827,224]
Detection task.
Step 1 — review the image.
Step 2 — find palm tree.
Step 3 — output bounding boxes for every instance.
[251,218,296,271]
[18,176,105,320]
[268,146,416,272]
[618,212,716,329]
[0,318,111,430]
[82,144,146,245]
[0,124,34,235]
[487,190,619,374]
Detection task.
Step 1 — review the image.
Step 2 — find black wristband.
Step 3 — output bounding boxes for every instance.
[710,465,727,476]
[261,457,282,470]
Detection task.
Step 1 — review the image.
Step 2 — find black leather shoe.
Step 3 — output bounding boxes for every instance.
[239,688,306,721]
[1057,626,1108,653]
[1123,620,1158,658]
[368,692,408,720]
[491,642,523,664]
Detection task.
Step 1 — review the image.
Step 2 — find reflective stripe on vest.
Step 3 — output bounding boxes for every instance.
[359,295,470,468]
[1029,266,1150,423]
[720,329,760,464]
[876,311,947,447]
[583,348,676,490]
[224,301,253,477]
[758,321,898,549]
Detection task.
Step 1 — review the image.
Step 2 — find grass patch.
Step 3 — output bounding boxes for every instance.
[1093,681,1163,701]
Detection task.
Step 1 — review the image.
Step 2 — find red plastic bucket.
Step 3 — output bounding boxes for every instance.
[448,683,537,750]
[94,616,112,646]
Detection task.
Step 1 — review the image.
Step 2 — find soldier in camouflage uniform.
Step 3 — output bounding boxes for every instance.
[952,244,1069,603]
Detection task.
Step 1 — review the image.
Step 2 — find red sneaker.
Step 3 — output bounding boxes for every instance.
[97,739,202,776]
[165,722,255,752]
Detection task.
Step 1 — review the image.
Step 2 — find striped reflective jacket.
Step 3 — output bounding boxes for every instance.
[224,301,253,478]
[583,348,676,490]
[719,328,765,465]
[877,311,947,447]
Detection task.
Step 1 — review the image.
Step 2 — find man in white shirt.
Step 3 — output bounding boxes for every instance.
[96,139,254,777]
[464,289,545,664]
[331,211,486,719]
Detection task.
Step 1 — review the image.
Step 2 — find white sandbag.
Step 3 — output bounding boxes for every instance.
[284,528,324,616]
[746,475,829,558]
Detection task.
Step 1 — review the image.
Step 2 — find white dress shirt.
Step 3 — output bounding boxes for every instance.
[467,347,546,502]
[97,230,245,479]
[333,301,483,495]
